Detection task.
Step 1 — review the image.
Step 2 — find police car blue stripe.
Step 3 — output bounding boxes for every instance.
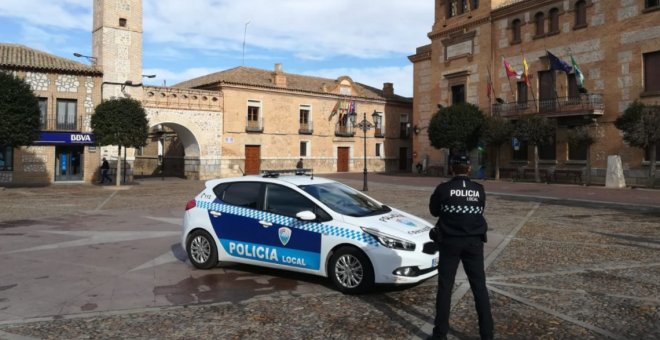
[197,200,379,247]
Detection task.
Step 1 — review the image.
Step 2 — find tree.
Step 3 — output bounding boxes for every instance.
[566,125,597,185]
[91,98,149,186]
[615,101,660,188]
[481,116,513,179]
[0,71,40,147]
[428,102,485,153]
[513,115,556,183]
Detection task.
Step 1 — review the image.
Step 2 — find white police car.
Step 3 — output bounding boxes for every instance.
[182,170,439,294]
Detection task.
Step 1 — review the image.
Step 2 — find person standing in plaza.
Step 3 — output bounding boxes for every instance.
[428,154,493,340]
[99,157,111,184]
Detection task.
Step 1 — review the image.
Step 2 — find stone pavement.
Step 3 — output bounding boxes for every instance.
[0,175,658,339]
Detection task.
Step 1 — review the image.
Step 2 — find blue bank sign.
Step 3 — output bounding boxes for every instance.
[35,132,95,145]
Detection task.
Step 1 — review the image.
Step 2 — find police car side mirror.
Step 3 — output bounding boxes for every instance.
[296,211,317,221]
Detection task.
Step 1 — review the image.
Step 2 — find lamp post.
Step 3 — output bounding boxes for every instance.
[73,52,97,65]
[349,110,379,191]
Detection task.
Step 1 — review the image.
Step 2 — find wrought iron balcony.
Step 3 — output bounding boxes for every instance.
[246,119,263,132]
[493,93,604,118]
[41,118,81,131]
[334,123,355,137]
[298,123,313,134]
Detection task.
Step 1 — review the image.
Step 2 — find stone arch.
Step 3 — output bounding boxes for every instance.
[145,107,223,180]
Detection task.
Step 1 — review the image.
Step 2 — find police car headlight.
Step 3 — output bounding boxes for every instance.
[361,227,416,251]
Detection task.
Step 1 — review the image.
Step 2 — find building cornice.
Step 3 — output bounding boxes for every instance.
[428,16,490,40]
[492,0,560,19]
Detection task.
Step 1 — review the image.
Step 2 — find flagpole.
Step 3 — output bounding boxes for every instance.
[486,65,493,116]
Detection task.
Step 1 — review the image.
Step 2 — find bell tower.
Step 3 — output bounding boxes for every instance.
[92,0,143,100]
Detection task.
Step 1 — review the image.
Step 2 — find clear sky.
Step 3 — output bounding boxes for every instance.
[0,0,434,97]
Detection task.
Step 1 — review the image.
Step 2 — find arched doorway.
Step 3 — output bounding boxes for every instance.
[134,122,201,179]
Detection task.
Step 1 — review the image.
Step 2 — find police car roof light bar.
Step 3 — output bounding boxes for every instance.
[261,168,314,178]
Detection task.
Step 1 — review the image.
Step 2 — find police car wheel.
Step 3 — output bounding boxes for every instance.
[329,246,374,294]
[187,230,218,269]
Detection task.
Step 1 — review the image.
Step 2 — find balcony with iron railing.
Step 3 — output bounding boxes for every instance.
[298,122,313,134]
[493,93,604,118]
[335,123,355,137]
[40,118,82,131]
[246,119,263,132]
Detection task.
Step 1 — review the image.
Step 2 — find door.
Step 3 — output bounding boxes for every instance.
[245,145,261,175]
[538,70,556,113]
[399,147,408,171]
[55,146,84,181]
[337,147,349,172]
[208,182,272,263]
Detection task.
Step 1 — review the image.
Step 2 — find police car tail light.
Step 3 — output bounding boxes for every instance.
[361,227,415,251]
[185,199,196,211]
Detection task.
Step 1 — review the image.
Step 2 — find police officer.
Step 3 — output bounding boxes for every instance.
[428,154,493,340]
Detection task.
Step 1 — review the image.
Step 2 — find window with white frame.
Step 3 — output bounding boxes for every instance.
[399,113,410,139]
[373,112,384,137]
[300,141,309,157]
[246,100,262,132]
[299,104,312,134]
[375,143,382,157]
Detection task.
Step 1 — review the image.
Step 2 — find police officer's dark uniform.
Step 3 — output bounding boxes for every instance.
[428,155,493,340]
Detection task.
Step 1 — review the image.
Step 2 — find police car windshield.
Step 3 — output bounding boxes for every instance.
[299,182,390,217]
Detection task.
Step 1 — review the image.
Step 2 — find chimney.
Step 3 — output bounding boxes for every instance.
[383,82,394,97]
[272,63,287,88]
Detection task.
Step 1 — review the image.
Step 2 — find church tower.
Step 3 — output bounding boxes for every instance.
[92,0,143,100]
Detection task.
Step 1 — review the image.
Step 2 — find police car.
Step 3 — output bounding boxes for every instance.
[182,170,439,294]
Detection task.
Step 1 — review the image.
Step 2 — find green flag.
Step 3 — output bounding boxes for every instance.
[571,55,584,88]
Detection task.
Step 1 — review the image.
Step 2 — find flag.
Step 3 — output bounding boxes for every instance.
[328,99,340,121]
[347,100,356,114]
[522,55,531,86]
[547,50,572,73]
[486,65,494,100]
[503,58,518,78]
[571,55,584,88]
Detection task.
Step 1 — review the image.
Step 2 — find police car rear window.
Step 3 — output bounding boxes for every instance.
[221,182,261,209]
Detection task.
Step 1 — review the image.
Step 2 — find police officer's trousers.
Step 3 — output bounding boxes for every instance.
[433,236,493,339]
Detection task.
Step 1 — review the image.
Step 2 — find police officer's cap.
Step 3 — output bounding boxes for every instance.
[450,154,471,165]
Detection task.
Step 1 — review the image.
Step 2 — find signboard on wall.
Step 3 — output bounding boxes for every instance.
[35,132,96,145]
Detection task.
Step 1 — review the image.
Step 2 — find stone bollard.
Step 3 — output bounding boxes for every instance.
[605,155,626,188]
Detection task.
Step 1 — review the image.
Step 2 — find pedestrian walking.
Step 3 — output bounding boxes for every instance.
[99,157,112,184]
[428,154,493,340]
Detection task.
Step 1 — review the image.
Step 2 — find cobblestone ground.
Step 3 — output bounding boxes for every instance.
[0,179,658,339]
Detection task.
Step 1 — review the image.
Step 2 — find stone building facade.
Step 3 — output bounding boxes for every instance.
[0,44,103,185]
[172,65,413,177]
[410,0,660,185]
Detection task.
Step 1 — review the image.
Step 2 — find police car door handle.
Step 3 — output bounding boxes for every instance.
[210,211,222,217]
[259,220,272,227]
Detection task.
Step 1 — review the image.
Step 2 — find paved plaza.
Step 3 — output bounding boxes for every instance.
[0,175,658,339]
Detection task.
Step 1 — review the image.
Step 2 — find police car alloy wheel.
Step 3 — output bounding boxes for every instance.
[187,230,218,269]
[329,246,374,294]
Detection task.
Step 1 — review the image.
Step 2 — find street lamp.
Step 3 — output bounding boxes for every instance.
[73,52,97,65]
[349,110,379,191]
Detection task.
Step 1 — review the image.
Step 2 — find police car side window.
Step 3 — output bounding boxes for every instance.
[212,183,228,199]
[222,182,261,209]
[265,184,330,221]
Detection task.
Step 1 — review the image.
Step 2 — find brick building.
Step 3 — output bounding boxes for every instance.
[409,0,660,185]
[0,44,103,185]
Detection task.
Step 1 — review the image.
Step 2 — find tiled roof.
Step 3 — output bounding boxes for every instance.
[0,43,101,75]
[174,66,411,102]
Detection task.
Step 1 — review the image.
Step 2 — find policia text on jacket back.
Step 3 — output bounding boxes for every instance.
[428,154,493,340]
